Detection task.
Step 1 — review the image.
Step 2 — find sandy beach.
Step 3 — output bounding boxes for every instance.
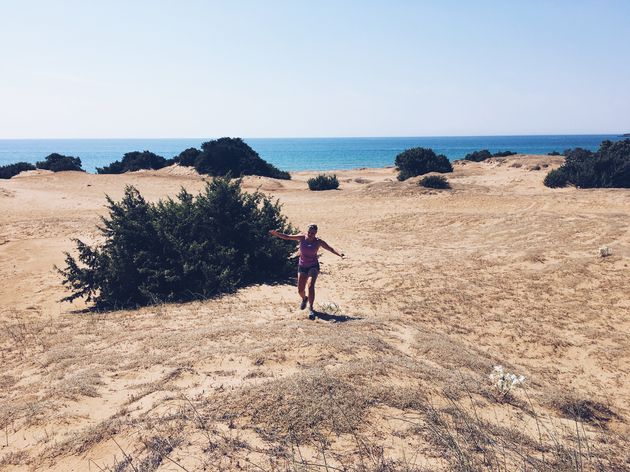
[1,155,629,470]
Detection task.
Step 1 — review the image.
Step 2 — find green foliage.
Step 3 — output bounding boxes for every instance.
[307,174,339,191]
[36,153,83,172]
[194,138,290,180]
[547,150,561,156]
[57,177,297,309]
[0,162,36,179]
[493,150,516,157]
[174,147,202,167]
[543,140,630,188]
[395,147,452,181]
[420,175,451,189]
[543,168,568,188]
[464,150,492,162]
[464,150,516,161]
[97,151,167,174]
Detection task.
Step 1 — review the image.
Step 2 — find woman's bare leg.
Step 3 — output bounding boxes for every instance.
[297,272,308,302]
[307,268,319,310]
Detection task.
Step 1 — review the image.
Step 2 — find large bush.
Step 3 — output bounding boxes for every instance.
[0,162,36,179]
[395,147,452,181]
[543,139,630,188]
[543,169,568,188]
[57,177,296,309]
[194,138,290,180]
[173,147,202,167]
[307,174,339,191]
[97,151,167,174]
[36,153,83,172]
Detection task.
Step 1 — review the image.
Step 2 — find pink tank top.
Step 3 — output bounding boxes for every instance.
[299,238,320,266]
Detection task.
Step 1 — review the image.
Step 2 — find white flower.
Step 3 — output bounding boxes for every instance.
[489,365,526,397]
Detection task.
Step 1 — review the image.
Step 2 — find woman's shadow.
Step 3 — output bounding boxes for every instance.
[310,309,362,323]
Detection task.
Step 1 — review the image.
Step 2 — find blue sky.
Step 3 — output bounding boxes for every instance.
[1,1,628,138]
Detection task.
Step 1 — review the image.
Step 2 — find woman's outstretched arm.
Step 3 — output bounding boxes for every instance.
[269,229,304,241]
[319,240,345,258]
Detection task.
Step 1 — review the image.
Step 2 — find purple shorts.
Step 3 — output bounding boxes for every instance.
[298,263,320,275]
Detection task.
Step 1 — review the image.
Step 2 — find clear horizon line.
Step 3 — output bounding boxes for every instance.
[0,132,627,141]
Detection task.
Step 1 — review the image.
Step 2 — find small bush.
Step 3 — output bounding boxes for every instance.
[543,139,630,188]
[36,153,83,172]
[97,151,167,174]
[57,177,296,309]
[194,138,290,180]
[464,150,492,162]
[0,162,36,179]
[493,150,517,157]
[395,147,452,181]
[547,150,561,156]
[420,175,450,189]
[307,174,339,191]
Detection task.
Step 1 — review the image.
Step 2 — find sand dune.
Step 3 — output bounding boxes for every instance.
[1,156,628,470]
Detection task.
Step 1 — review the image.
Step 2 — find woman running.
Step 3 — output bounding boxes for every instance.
[269,224,344,319]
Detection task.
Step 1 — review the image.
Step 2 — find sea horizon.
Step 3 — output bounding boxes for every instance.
[0,134,625,173]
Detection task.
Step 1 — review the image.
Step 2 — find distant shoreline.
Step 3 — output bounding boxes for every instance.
[0,134,619,174]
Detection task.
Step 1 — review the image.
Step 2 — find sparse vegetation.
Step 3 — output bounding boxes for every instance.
[0,162,36,179]
[57,177,296,308]
[36,153,84,172]
[395,147,453,180]
[420,175,451,189]
[3,155,629,471]
[96,150,168,174]
[548,150,562,156]
[307,173,339,190]
[544,139,630,188]
[194,137,290,180]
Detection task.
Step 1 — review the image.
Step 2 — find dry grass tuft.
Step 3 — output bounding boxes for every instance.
[553,396,620,425]
[214,369,371,444]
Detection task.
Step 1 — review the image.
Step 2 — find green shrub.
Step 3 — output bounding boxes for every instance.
[307,174,339,191]
[97,151,167,174]
[395,147,453,181]
[547,150,561,156]
[493,150,517,157]
[543,168,569,188]
[36,153,83,172]
[0,162,36,179]
[543,140,630,188]
[57,177,297,309]
[420,175,451,189]
[464,150,516,161]
[464,150,492,162]
[174,147,202,167]
[194,138,290,180]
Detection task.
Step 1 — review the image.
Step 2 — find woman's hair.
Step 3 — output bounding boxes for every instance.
[307,224,318,232]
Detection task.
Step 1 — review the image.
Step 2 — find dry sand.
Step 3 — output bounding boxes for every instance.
[0,156,629,471]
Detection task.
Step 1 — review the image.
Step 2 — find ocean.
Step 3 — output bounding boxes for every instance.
[0,135,624,173]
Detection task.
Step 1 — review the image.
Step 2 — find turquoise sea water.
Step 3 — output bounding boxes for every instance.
[0,135,624,173]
